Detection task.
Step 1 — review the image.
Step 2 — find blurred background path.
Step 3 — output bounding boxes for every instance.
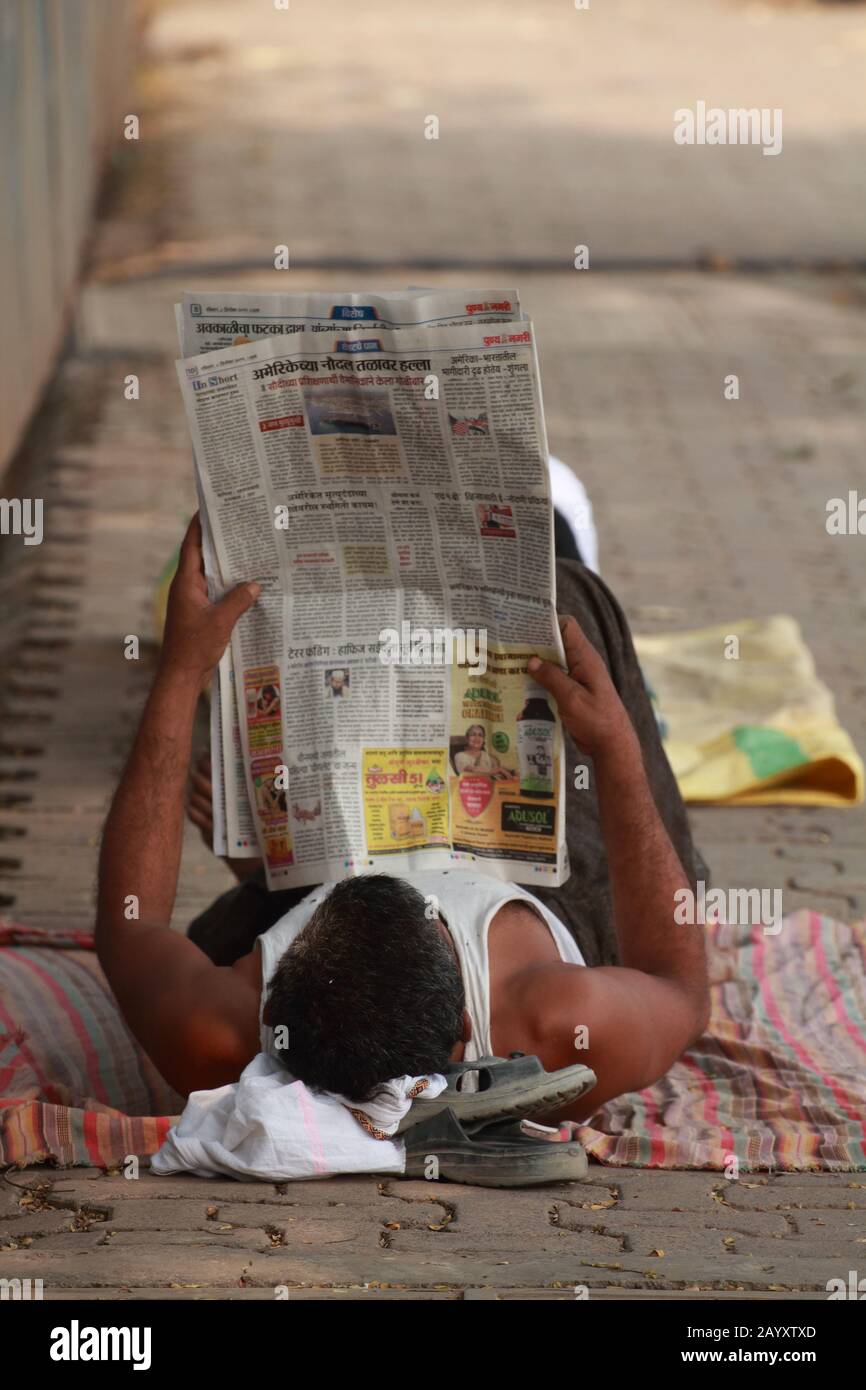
[94,0,866,269]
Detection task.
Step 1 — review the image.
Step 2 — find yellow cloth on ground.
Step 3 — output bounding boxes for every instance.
[634,616,864,806]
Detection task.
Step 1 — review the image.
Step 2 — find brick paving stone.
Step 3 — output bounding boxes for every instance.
[552,1206,792,1241]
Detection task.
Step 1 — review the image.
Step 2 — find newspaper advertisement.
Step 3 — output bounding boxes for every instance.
[176,317,569,890]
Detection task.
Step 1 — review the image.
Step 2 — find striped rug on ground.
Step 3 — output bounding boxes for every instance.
[2,912,864,1171]
[0,924,181,1167]
[578,910,866,1170]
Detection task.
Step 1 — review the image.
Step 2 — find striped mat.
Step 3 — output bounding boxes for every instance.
[0,924,182,1167]
[1,911,865,1172]
[579,910,866,1170]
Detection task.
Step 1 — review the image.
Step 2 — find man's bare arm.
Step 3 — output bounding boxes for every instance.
[96,516,262,1094]
[515,617,709,1114]
[593,728,708,1011]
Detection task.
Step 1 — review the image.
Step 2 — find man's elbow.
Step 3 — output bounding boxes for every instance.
[654,978,710,1071]
[685,982,711,1046]
[93,913,125,988]
[170,1012,254,1096]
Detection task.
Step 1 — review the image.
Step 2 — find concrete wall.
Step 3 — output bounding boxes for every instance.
[0,0,139,472]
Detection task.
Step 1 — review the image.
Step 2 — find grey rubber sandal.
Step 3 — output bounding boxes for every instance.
[402,1108,589,1187]
[397,1053,596,1134]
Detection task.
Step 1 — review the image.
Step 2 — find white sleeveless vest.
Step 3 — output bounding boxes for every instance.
[257,870,585,1061]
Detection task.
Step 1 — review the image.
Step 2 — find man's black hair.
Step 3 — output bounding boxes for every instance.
[265,875,465,1103]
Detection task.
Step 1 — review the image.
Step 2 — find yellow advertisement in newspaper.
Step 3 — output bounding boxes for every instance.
[362,748,450,855]
[242,663,293,868]
[448,642,562,867]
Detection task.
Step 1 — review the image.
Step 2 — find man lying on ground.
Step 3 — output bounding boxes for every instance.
[96,515,709,1124]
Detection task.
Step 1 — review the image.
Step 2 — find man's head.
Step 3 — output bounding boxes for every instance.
[265,875,466,1102]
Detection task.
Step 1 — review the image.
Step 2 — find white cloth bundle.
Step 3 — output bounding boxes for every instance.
[151,1053,447,1181]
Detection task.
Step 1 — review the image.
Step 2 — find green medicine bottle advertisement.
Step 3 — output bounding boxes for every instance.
[516,697,555,798]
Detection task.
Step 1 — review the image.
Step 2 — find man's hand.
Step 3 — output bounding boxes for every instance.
[528,615,637,762]
[161,514,260,693]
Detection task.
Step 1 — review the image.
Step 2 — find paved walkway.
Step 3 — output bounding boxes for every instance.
[1,0,864,1298]
[95,0,866,271]
[2,1167,862,1298]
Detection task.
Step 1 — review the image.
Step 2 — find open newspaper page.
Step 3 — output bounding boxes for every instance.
[176,321,569,891]
[179,289,524,859]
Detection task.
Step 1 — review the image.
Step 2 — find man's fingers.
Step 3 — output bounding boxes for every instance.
[188,791,212,819]
[526,614,599,707]
[558,613,590,669]
[215,580,261,628]
[526,654,583,711]
[178,513,204,575]
[558,614,604,684]
[188,805,211,832]
[191,770,212,798]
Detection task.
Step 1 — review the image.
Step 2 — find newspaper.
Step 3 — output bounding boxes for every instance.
[176,307,570,890]
[176,287,523,358]
[179,290,525,859]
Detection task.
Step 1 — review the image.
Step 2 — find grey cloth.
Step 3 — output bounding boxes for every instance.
[188,559,707,969]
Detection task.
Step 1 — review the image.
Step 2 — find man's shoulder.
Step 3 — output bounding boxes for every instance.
[489,898,566,970]
[231,946,263,992]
